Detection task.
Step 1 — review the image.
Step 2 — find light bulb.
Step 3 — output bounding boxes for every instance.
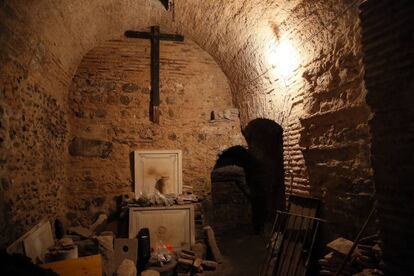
[268,40,299,78]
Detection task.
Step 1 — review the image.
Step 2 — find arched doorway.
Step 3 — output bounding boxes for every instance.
[210,146,253,235]
[243,118,286,231]
[209,119,286,234]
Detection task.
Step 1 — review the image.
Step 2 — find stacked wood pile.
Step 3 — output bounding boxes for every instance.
[319,235,384,276]
[176,249,218,276]
[176,226,222,275]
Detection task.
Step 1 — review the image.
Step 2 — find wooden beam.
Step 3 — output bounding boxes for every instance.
[41,255,102,276]
[124,27,184,124]
[150,26,160,124]
[203,226,223,264]
[125,31,184,42]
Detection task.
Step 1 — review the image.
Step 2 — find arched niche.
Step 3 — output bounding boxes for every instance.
[65,36,244,225]
[210,146,252,235]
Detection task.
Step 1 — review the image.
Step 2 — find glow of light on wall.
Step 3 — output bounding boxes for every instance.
[268,39,299,78]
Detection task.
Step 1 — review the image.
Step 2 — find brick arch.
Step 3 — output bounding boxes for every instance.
[0,0,282,103]
[66,36,245,225]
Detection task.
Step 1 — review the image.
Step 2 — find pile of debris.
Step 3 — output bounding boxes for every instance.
[122,187,202,209]
[144,226,222,276]
[6,216,113,275]
[176,247,218,275]
[6,187,220,276]
[45,237,78,262]
[319,235,384,276]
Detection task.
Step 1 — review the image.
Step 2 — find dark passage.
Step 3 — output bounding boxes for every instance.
[243,118,286,229]
[210,119,286,234]
[210,146,253,235]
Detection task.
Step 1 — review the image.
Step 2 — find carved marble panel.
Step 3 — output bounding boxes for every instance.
[134,150,182,197]
[129,205,195,251]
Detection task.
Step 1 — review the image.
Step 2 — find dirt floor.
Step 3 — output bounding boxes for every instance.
[205,231,267,276]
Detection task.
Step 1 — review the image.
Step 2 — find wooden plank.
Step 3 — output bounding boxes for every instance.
[124,31,184,41]
[150,26,160,124]
[178,257,193,267]
[193,258,203,272]
[288,194,320,217]
[7,219,54,263]
[201,260,218,271]
[41,255,102,276]
[124,26,184,124]
[203,226,222,263]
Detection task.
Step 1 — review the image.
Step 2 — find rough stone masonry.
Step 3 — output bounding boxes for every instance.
[67,38,244,225]
[0,0,376,258]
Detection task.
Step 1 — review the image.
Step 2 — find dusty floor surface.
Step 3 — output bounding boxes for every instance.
[205,231,267,276]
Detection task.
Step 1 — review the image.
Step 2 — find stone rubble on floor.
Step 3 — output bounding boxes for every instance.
[319,235,384,276]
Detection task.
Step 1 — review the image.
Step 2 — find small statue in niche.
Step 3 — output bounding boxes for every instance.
[155,176,169,194]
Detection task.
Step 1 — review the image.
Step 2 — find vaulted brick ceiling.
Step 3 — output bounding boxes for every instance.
[1,0,337,110]
[8,0,284,73]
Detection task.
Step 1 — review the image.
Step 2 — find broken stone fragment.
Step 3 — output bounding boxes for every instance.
[117,259,137,276]
[203,226,222,263]
[90,214,108,233]
[166,96,176,104]
[120,95,132,105]
[58,237,74,247]
[180,252,195,260]
[45,237,78,262]
[191,242,206,259]
[192,258,203,272]
[177,257,193,267]
[69,137,112,158]
[327,237,354,256]
[122,83,139,93]
[201,260,218,271]
[94,108,107,118]
[68,226,93,238]
[96,234,114,252]
[168,132,177,140]
[223,109,232,120]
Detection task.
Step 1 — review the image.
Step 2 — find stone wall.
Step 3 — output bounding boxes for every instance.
[234,0,374,240]
[0,7,69,246]
[67,38,244,225]
[361,1,414,274]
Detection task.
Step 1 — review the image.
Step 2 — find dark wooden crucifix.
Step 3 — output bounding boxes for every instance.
[125,26,184,124]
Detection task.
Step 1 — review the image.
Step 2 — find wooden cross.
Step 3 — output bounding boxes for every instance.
[125,26,184,124]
